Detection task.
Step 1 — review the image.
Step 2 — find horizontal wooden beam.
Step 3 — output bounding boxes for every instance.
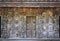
[0,2,60,7]
[0,0,60,2]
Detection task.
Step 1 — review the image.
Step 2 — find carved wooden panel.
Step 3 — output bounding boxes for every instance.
[1,7,59,38]
[26,16,36,38]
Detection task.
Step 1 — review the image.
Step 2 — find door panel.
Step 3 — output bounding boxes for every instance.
[26,16,36,38]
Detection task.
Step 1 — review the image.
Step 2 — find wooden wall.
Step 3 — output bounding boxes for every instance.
[0,7,60,38]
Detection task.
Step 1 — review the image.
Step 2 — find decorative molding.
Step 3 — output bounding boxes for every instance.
[0,0,60,7]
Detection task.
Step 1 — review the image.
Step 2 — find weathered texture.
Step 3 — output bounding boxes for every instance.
[26,16,36,38]
[0,7,60,38]
[0,0,60,7]
[0,0,60,2]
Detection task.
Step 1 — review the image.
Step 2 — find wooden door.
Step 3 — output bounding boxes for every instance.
[26,16,36,38]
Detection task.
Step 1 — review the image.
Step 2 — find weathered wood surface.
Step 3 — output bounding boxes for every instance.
[1,7,59,38]
[0,0,60,7]
[1,38,60,41]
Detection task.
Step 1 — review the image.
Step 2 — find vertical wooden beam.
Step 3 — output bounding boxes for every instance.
[0,16,1,38]
[59,16,60,38]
